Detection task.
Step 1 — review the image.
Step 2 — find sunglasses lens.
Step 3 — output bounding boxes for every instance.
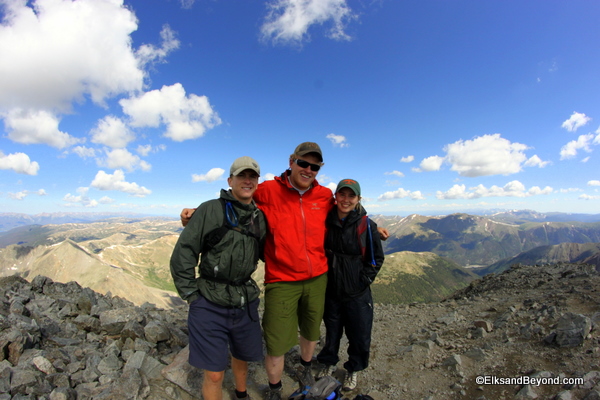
[295,159,320,171]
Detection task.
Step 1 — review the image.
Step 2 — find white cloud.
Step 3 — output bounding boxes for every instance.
[588,180,600,187]
[0,151,40,175]
[559,133,595,160]
[135,25,180,67]
[91,169,151,197]
[385,170,405,177]
[326,133,348,147]
[120,83,221,141]
[90,116,135,148]
[326,182,337,193]
[8,190,27,200]
[378,188,425,201]
[561,112,591,132]
[0,0,144,112]
[62,186,98,208]
[261,0,355,45]
[136,145,152,157]
[72,146,97,159]
[192,168,225,183]
[99,196,115,204]
[400,156,414,163]
[524,154,550,168]
[263,173,276,181]
[579,194,600,200]
[104,151,138,172]
[444,134,528,177]
[99,148,151,172]
[4,109,81,148]
[559,188,582,193]
[436,181,553,199]
[418,155,444,172]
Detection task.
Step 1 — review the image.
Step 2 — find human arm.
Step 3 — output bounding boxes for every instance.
[180,208,196,227]
[171,202,219,302]
[377,227,390,241]
[363,220,385,283]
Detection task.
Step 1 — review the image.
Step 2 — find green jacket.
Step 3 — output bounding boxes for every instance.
[170,189,266,308]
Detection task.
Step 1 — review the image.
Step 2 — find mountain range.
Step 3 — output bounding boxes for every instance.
[0,210,599,308]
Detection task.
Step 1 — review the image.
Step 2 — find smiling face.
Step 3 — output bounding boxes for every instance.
[335,187,360,219]
[288,153,321,191]
[227,169,259,204]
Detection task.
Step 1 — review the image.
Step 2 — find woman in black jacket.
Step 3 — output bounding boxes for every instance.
[316,179,385,391]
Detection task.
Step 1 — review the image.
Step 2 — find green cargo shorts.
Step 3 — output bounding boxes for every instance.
[262,273,327,357]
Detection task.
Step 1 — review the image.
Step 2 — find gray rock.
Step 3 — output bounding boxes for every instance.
[555,312,592,347]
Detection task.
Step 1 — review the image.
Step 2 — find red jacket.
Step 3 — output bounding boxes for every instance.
[254,171,334,283]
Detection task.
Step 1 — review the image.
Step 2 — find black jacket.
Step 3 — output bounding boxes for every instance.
[325,205,384,298]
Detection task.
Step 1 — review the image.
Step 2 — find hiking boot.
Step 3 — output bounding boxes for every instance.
[343,371,358,391]
[265,387,282,400]
[297,364,315,388]
[316,364,337,378]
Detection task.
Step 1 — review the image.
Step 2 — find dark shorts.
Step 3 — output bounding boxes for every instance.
[262,273,327,356]
[188,295,263,372]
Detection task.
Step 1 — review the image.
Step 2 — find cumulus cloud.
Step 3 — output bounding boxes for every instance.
[99,148,151,172]
[400,156,414,163]
[588,180,600,187]
[418,155,444,172]
[561,112,591,132]
[63,187,98,208]
[326,133,348,147]
[261,0,356,45]
[99,196,115,204]
[444,134,529,177]
[90,116,135,148]
[378,188,425,201]
[436,181,553,199]
[192,168,225,183]
[559,133,595,160]
[120,83,222,141]
[385,170,405,177]
[90,170,151,197]
[524,155,550,168]
[4,109,81,148]
[0,0,144,112]
[0,151,40,175]
[135,25,180,67]
[11,188,47,199]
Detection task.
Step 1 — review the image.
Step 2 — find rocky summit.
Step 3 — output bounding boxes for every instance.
[1,261,600,400]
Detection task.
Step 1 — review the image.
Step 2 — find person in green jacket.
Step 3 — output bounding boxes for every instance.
[170,156,267,400]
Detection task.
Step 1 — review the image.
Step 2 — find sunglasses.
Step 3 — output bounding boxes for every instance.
[293,158,321,172]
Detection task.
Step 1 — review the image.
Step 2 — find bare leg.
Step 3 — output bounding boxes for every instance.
[265,354,285,384]
[232,356,248,392]
[203,370,225,400]
[299,335,317,363]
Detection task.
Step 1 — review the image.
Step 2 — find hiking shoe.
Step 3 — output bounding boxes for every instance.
[297,364,316,388]
[343,371,358,391]
[265,387,282,400]
[316,364,337,378]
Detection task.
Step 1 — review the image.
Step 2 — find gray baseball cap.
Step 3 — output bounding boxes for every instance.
[230,156,260,176]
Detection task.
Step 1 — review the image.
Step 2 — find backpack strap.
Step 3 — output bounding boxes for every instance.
[202,198,261,259]
[356,215,376,266]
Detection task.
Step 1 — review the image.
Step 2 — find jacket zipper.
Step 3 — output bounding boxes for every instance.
[299,196,313,277]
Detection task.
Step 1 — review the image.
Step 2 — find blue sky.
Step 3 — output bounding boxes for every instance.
[1,0,599,217]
